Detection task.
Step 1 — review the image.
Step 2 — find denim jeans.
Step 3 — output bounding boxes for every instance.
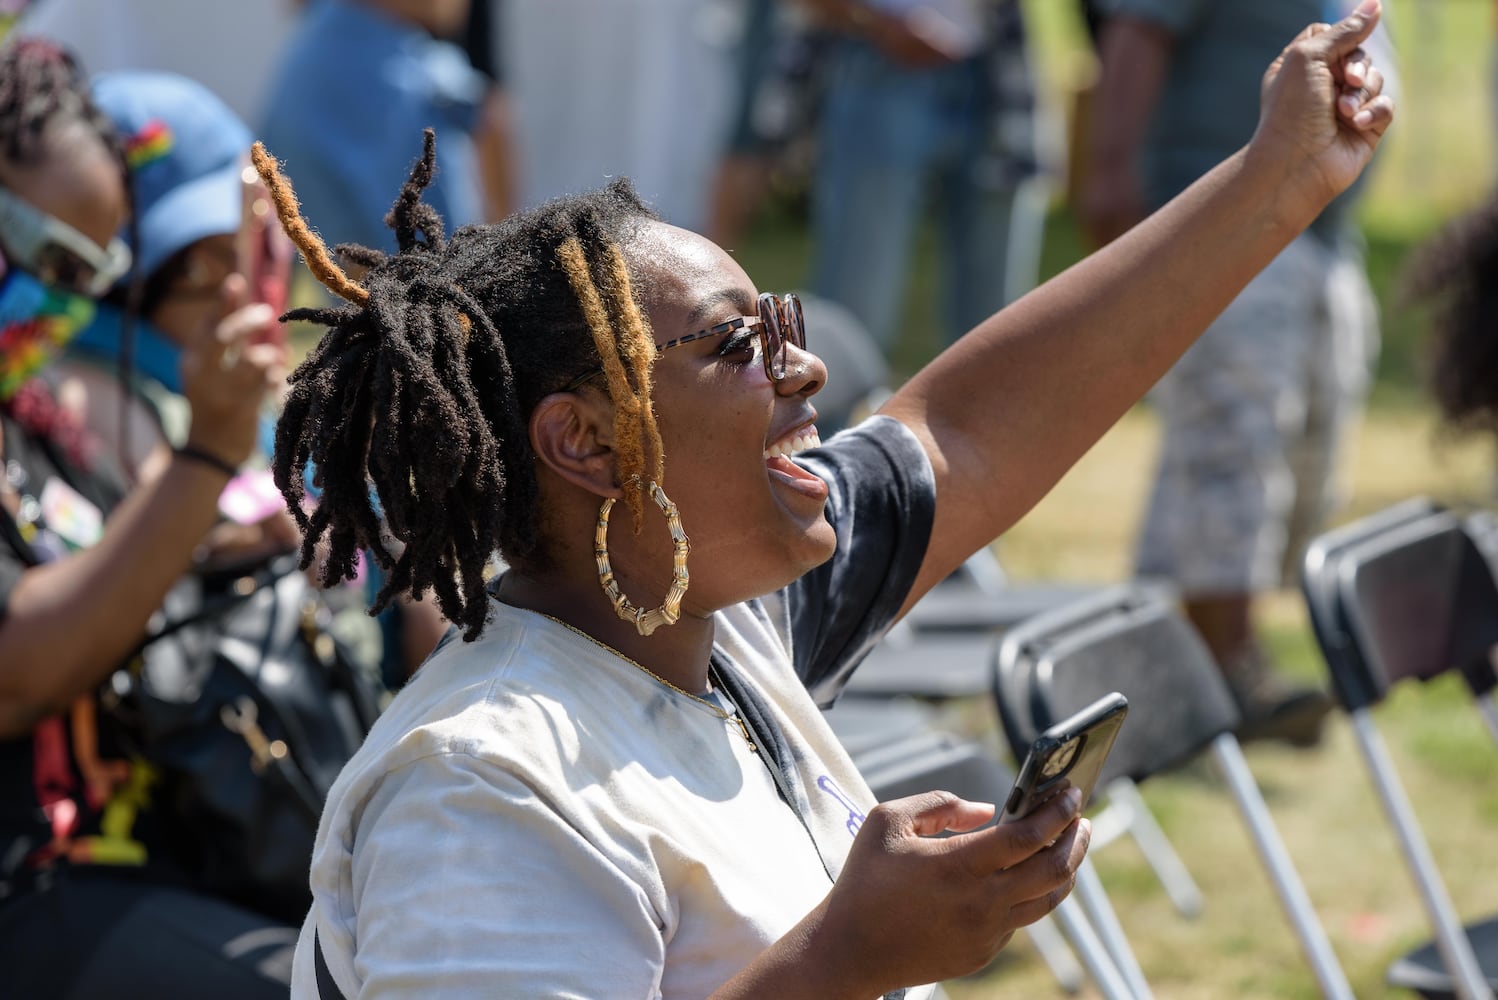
[810,40,1045,352]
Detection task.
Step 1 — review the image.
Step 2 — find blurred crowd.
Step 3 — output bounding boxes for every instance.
[0,0,1468,996]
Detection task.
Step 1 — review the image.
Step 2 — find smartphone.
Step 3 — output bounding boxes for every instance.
[236,152,293,337]
[1000,692,1128,823]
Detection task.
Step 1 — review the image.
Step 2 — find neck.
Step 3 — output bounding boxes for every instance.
[495,569,717,694]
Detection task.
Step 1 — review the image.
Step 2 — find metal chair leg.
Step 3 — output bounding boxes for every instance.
[1023,914,1086,994]
[1051,895,1140,1000]
[1349,711,1494,1000]
[1102,777,1204,919]
[1074,857,1154,999]
[1212,734,1355,1000]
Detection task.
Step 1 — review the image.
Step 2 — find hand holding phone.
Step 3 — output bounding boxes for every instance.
[1001,692,1128,823]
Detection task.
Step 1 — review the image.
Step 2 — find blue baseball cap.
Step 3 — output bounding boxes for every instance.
[90,71,252,280]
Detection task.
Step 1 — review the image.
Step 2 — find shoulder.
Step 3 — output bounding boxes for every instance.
[317,604,699,834]
[331,612,580,782]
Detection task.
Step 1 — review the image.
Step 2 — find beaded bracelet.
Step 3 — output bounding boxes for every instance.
[173,444,238,480]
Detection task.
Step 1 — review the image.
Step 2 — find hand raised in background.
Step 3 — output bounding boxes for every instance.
[178,272,286,472]
[1251,0,1395,217]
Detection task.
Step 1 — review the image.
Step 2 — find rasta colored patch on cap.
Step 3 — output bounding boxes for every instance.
[123,118,173,170]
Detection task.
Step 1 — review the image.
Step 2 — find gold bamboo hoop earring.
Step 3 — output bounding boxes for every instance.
[595,479,690,636]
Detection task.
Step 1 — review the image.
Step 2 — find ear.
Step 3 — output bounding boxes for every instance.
[529,389,622,499]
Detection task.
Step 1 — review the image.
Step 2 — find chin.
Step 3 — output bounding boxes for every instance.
[786,518,839,578]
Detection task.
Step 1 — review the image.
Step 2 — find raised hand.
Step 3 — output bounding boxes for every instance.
[178,272,286,470]
[1252,0,1395,210]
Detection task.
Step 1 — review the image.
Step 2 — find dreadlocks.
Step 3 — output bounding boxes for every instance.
[256,130,664,640]
[1406,190,1498,438]
[0,39,115,168]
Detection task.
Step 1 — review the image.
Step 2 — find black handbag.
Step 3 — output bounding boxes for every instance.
[101,551,386,924]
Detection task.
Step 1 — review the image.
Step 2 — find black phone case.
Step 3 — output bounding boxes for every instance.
[1000,691,1129,822]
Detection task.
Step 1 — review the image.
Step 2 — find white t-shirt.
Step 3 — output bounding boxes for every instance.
[291,417,939,999]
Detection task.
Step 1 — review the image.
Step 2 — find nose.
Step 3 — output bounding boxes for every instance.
[777,340,826,399]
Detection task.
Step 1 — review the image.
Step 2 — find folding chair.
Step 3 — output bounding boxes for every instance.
[994,584,1355,1000]
[845,549,1102,699]
[1303,499,1498,1000]
[839,554,1202,947]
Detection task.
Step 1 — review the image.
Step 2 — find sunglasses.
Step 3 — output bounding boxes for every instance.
[0,185,133,298]
[565,291,807,392]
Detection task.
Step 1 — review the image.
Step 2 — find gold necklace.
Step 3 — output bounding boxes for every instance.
[530,610,756,751]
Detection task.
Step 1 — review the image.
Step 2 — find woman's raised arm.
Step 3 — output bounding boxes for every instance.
[879,1,1393,615]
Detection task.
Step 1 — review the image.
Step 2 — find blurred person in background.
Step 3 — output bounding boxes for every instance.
[58,73,288,487]
[1080,0,1389,746]
[501,0,747,234]
[455,0,516,222]
[0,40,292,997]
[706,0,824,248]
[259,0,498,255]
[63,69,443,687]
[1410,187,1498,457]
[802,0,1053,356]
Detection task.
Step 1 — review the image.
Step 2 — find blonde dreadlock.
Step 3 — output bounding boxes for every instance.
[555,238,664,531]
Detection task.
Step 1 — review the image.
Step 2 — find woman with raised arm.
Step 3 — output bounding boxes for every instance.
[0,41,290,998]
[260,4,1392,996]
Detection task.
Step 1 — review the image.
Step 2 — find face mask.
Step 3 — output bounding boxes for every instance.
[0,264,97,402]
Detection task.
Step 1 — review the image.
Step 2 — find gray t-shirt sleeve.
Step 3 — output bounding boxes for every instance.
[779,415,936,706]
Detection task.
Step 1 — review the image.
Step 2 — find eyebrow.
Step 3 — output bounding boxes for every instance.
[682,287,756,333]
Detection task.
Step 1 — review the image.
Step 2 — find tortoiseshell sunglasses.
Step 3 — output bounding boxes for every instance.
[565,291,806,391]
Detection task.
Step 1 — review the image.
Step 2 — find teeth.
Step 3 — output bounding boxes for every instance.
[764,426,821,460]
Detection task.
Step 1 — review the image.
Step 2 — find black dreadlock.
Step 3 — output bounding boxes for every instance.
[1406,189,1498,438]
[259,132,662,640]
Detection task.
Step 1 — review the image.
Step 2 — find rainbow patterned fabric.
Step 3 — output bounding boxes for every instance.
[0,272,96,400]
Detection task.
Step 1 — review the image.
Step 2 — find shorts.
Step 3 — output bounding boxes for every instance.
[1134,231,1379,594]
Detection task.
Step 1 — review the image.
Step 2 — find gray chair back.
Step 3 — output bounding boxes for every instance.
[1302,499,1498,710]
[994,585,1239,787]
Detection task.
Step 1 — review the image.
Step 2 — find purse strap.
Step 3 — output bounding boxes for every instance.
[125,555,294,658]
[313,928,345,1000]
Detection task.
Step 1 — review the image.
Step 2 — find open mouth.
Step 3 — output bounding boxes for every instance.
[763,426,821,461]
[763,424,828,499]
